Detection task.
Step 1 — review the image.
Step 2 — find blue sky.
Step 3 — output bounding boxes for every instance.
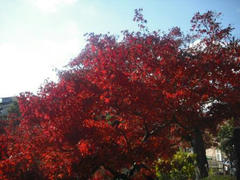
[0,0,239,97]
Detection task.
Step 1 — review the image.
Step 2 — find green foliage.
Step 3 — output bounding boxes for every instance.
[217,119,234,159]
[156,151,196,180]
[218,119,234,141]
[208,168,216,177]
[201,175,236,180]
[0,100,20,134]
[7,101,21,116]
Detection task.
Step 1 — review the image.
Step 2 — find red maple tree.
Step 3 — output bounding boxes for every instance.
[0,10,239,179]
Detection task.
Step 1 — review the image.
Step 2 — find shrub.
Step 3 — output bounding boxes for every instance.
[156,151,196,180]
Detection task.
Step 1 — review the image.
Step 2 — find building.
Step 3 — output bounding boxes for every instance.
[206,147,225,174]
[206,147,223,162]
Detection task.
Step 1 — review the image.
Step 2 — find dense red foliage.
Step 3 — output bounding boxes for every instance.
[0,10,239,179]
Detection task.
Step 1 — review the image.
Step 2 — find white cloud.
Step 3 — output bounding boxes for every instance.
[0,22,85,97]
[29,0,77,13]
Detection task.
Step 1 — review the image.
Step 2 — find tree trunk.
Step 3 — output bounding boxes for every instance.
[192,128,208,179]
[233,128,240,180]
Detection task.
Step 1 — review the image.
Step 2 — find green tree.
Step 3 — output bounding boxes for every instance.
[218,119,234,161]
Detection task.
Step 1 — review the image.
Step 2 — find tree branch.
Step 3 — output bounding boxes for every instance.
[142,119,174,142]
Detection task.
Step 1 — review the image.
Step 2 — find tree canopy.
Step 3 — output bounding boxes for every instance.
[0,10,239,179]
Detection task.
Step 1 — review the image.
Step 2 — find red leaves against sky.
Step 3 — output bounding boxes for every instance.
[0,10,240,179]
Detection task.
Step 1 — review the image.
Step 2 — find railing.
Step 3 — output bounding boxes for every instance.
[208,159,224,175]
